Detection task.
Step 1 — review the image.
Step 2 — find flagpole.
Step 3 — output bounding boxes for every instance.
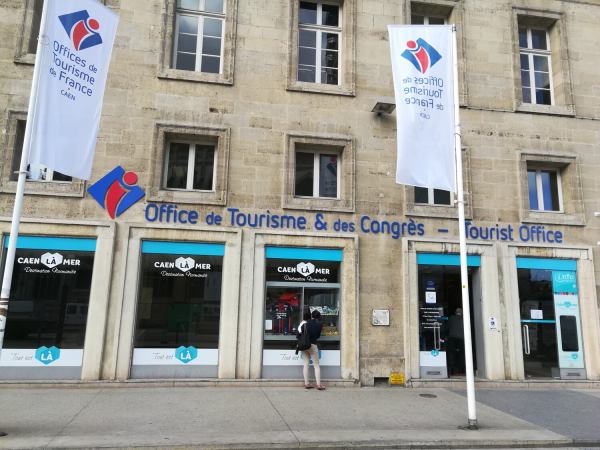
[452,24,477,428]
[0,0,49,352]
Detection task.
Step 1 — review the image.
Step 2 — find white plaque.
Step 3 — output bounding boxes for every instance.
[372,310,390,326]
[531,309,543,320]
[426,292,437,304]
[488,317,497,330]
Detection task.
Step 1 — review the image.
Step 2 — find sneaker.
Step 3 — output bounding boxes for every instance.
[317,385,326,391]
[305,384,314,389]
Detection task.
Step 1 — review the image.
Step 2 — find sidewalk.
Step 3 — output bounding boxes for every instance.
[0,386,599,449]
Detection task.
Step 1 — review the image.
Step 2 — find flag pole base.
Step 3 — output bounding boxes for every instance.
[468,419,478,429]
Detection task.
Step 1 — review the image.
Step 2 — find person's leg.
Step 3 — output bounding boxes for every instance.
[458,338,466,373]
[301,350,311,386]
[446,338,456,375]
[309,344,321,387]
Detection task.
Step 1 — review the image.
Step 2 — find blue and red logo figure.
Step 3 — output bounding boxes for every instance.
[59,10,103,51]
[401,38,442,74]
[88,167,145,219]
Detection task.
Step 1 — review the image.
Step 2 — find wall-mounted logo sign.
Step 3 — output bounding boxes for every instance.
[59,10,103,51]
[88,166,145,219]
[35,346,61,365]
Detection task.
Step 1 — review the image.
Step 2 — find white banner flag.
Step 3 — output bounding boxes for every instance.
[388,25,456,192]
[29,0,119,181]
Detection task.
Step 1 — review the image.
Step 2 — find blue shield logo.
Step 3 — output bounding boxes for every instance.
[571,353,579,360]
[35,346,60,365]
[564,302,571,308]
[175,346,198,364]
[431,350,440,357]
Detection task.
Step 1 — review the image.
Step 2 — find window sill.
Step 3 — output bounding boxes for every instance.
[287,80,355,97]
[0,181,85,198]
[147,189,227,206]
[14,54,35,65]
[406,204,473,220]
[158,68,233,86]
[522,211,585,227]
[283,197,354,213]
[516,103,575,117]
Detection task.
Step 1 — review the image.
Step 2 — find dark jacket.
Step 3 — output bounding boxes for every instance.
[297,319,322,345]
[447,314,464,340]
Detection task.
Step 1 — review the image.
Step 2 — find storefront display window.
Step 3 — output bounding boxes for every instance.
[0,236,96,379]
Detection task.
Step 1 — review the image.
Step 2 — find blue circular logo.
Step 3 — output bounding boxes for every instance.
[431,350,440,357]
[572,353,578,360]
[564,302,571,308]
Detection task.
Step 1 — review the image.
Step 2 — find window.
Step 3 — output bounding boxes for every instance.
[414,187,452,206]
[527,167,561,212]
[10,121,72,183]
[164,142,216,191]
[297,1,341,85]
[294,151,339,199]
[174,0,225,74]
[519,27,553,105]
[28,0,43,54]
[411,13,446,25]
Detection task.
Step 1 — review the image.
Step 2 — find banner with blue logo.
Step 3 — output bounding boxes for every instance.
[28,0,119,180]
[388,25,456,192]
[552,271,584,369]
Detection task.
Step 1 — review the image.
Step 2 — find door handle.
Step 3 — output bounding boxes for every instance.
[433,324,441,350]
[522,325,530,355]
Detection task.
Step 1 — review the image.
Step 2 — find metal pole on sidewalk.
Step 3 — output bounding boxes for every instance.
[452,24,477,429]
[0,0,49,352]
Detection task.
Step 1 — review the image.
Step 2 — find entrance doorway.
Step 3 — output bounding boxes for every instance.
[417,255,483,380]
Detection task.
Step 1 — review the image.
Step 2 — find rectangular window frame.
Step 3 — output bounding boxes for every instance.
[411,13,447,25]
[298,1,343,86]
[294,149,341,200]
[519,26,554,106]
[173,1,226,75]
[25,165,72,184]
[527,167,563,213]
[414,187,454,207]
[163,140,218,193]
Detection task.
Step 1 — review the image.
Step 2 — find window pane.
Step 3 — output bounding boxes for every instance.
[192,145,215,190]
[559,316,579,352]
[176,52,196,71]
[428,16,445,25]
[298,65,316,82]
[205,0,224,13]
[520,53,529,70]
[52,171,72,182]
[522,88,531,103]
[321,50,338,68]
[166,144,190,189]
[521,70,530,88]
[322,4,339,27]
[518,27,528,48]
[299,1,317,24]
[536,89,552,105]
[201,55,220,73]
[322,32,339,50]
[433,189,451,205]
[527,170,538,210]
[203,18,222,37]
[178,15,199,34]
[177,33,197,53]
[319,154,338,198]
[414,187,429,204]
[27,163,49,180]
[321,68,338,85]
[531,29,547,50]
[178,0,200,10]
[299,47,316,66]
[295,152,314,197]
[534,71,550,89]
[202,37,221,55]
[533,55,549,72]
[299,29,316,48]
[541,170,560,211]
[28,0,43,54]
[411,14,425,25]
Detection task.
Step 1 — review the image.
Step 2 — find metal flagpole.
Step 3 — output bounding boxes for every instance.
[0,0,50,352]
[452,24,477,429]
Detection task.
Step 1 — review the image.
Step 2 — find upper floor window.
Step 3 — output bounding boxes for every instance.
[298,1,341,85]
[174,0,225,74]
[164,141,216,191]
[411,13,446,25]
[294,150,339,199]
[414,187,452,206]
[527,167,561,212]
[519,27,553,105]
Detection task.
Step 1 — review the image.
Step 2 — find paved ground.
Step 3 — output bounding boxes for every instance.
[0,386,598,449]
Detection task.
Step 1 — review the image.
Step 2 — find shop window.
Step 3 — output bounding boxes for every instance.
[294,150,339,199]
[519,27,553,105]
[527,167,562,212]
[414,187,452,207]
[297,1,341,85]
[10,120,72,183]
[163,141,216,191]
[173,0,225,74]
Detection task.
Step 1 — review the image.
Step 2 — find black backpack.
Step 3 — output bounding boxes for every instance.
[296,323,312,352]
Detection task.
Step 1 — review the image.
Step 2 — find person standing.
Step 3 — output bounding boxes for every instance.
[298,310,325,390]
[446,308,465,375]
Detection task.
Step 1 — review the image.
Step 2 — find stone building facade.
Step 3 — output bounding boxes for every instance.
[0,0,599,385]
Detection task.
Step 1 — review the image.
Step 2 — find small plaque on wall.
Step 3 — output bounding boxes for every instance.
[372,310,390,326]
